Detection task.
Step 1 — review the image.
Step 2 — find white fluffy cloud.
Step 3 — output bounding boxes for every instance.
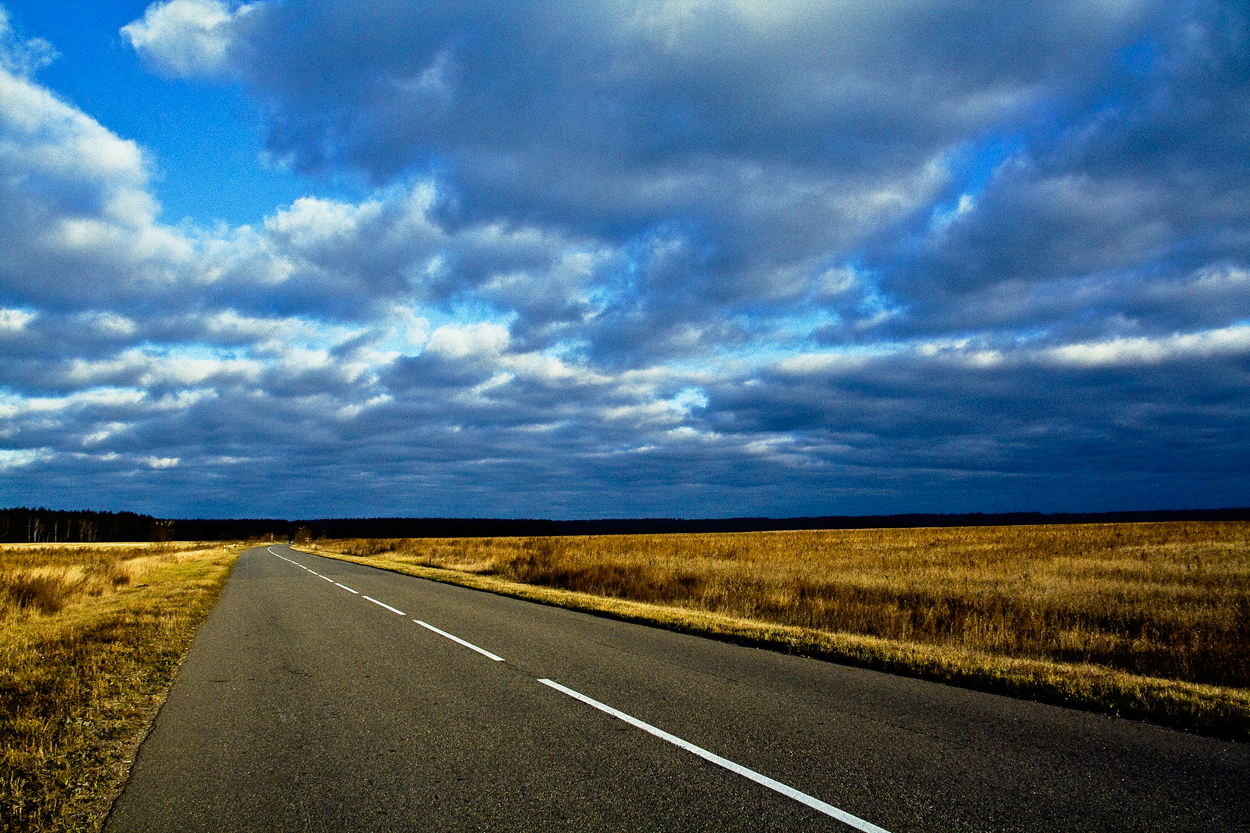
[121,0,254,78]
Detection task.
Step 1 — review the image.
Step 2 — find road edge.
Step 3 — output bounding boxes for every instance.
[294,544,1250,741]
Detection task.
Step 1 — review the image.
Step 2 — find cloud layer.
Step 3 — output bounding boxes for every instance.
[1,1,1248,518]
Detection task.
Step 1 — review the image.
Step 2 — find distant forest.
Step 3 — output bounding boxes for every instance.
[0,507,164,544]
[2,505,1248,544]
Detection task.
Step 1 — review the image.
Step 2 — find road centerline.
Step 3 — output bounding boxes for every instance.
[537,678,891,833]
[362,595,406,616]
[271,548,403,614]
[414,620,505,662]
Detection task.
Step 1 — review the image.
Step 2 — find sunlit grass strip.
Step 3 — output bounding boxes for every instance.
[299,523,1250,739]
[1,543,241,832]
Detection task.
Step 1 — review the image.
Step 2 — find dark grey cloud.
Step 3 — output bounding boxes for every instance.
[216,0,1153,178]
[872,1,1250,340]
[121,1,1181,348]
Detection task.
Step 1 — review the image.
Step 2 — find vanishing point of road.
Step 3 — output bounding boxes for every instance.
[104,545,1249,832]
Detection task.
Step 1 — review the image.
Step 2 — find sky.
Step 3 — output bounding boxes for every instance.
[0,0,1247,520]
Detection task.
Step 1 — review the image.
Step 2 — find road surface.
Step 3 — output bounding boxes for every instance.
[104,545,1250,831]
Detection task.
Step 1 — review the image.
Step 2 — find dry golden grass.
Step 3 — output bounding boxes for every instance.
[1,542,240,833]
[305,522,1250,737]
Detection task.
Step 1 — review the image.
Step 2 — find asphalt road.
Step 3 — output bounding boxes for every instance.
[104,545,1250,832]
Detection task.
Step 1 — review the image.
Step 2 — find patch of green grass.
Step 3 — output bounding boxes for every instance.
[1,544,240,832]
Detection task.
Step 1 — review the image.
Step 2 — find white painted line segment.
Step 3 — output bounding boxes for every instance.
[270,542,882,830]
[362,596,406,616]
[537,679,890,833]
[271,549,391,609]
[414,620,505,662]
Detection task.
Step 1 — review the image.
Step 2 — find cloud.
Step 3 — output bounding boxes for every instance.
[121,0,255,78]
[124,0,1166,343]
[1,1,1248,518]
[0,47,193,313]
[1042,325,1250,368]
[870,2,1250,340]
[0,8,55,76]
[117,0,1242,374]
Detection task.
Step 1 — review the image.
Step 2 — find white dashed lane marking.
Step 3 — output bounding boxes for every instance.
[362,595,406,616]
[266,546,889,832]
[538,678,891,832]
[415,619,505,661]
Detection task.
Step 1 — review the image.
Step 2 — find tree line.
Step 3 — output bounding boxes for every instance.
[0,507,163,543]
[3,505,1248,544]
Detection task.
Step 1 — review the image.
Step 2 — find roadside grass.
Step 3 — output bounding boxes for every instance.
[301,522,1250,738]
[1,542,240,833]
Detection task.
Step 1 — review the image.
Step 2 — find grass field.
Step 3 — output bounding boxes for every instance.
[0,542,239,833]
[305,521,1250,737]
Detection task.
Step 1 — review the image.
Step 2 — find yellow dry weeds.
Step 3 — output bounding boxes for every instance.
[305,522,1250,736]
[1,542,240,832]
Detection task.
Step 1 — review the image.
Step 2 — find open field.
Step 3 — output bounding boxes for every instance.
[304,521,1250,737]
[1,542,240,833]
